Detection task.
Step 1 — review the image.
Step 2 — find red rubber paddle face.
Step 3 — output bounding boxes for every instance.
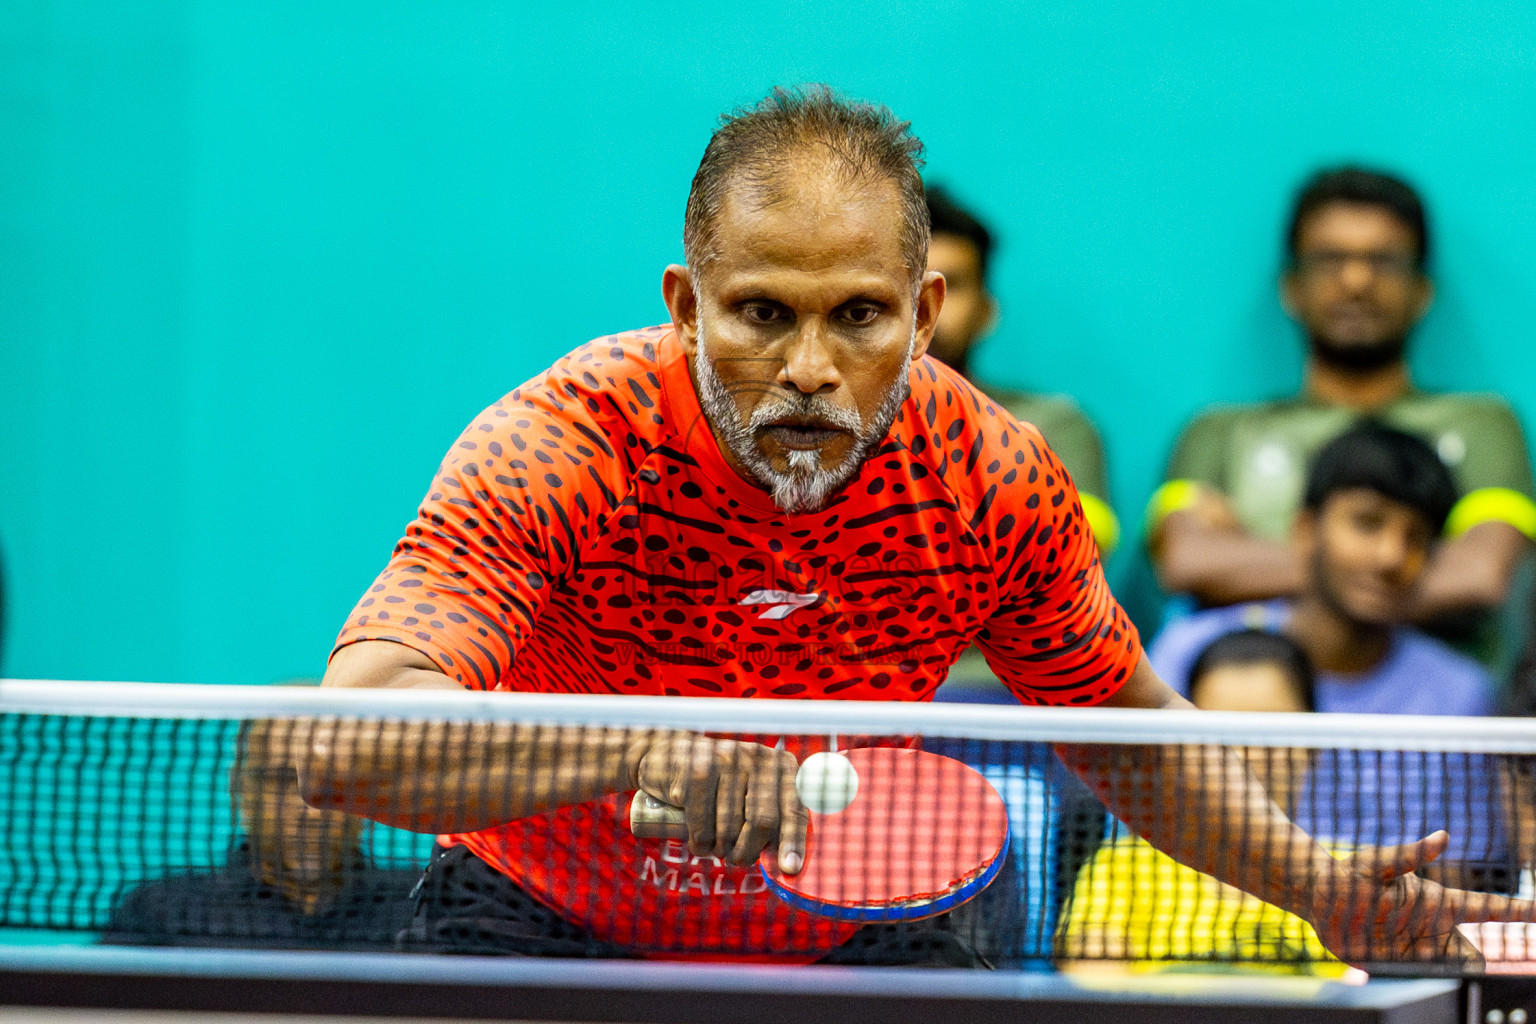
[760,746,1009,917]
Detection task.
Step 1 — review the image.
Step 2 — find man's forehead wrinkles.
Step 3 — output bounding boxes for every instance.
[717,219,901,265]
[712,267,907,307]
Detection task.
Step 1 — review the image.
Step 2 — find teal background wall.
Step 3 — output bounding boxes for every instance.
[5,1,1536,684]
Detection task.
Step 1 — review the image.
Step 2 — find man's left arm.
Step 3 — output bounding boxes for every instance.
[1058,656,1532,964]
[1413,402,1536,619]
[1413,521,1531,617]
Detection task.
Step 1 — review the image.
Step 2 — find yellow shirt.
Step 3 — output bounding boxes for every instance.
[1056,834,1347,976]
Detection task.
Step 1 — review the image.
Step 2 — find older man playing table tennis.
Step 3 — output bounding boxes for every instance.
[300,85,1530,966]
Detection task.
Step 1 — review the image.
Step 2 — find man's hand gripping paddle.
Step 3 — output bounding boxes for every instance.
[630,746,1010,922]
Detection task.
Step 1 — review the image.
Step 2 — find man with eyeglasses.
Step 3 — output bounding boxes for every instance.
[1148,167,1535,673]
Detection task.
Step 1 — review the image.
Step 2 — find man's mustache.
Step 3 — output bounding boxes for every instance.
[747,394,862,435]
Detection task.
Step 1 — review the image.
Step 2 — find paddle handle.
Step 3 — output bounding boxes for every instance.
[630,791,690,840]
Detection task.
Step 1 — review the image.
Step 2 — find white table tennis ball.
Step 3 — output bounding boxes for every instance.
[795,751,860,814]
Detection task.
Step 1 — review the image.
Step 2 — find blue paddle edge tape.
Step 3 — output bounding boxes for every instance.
[761,829,1011,923]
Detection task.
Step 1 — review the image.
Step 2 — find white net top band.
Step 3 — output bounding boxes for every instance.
[3,679,1533,753]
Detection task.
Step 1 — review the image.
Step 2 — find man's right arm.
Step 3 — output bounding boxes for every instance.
[301,639,661,832]
[296,639,807,870]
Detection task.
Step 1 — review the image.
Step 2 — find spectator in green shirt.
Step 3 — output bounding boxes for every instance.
[924,185,1119,555]
[1148,167,1536,669]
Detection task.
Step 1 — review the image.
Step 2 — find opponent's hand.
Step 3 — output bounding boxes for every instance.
[1307,830,1533,968]
[629,734,808,872]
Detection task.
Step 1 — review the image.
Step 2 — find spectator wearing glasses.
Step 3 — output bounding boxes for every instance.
[1148,167,1535,674]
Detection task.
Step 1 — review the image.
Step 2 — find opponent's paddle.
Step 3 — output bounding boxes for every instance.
[629,745,1010,922]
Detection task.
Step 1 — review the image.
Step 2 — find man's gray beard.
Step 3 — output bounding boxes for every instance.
[694,325,913,515]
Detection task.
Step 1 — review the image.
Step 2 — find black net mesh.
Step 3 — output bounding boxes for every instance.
[0,688,1532,973]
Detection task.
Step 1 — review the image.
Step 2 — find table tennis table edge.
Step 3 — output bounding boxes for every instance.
[0,946,1462,1024]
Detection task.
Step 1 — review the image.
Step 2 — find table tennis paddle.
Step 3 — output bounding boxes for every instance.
[628,745,1010,922]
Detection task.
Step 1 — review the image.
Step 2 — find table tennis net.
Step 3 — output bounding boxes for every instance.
[1,681,1533,975]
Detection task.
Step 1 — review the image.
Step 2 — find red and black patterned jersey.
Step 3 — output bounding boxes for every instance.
[334,324,1141,957]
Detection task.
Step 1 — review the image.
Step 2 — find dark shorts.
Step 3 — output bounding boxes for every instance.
[397,844,987,967]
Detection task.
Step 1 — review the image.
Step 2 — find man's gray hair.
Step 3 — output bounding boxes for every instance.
[682,85,929,288]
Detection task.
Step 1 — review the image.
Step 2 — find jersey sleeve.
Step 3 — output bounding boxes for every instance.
[996,393,1119,552]
[1038,404,1118,554]
[1439,398,1536,541]
[1449,398,1535,498]
[1164,408,1240,489]
[334,357,632,690]
[958,404,1142,706]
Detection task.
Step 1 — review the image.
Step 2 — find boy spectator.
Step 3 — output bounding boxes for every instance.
[1149,423,1507,884]
[1149,167,1535,669]
[1149,422,1490,713]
